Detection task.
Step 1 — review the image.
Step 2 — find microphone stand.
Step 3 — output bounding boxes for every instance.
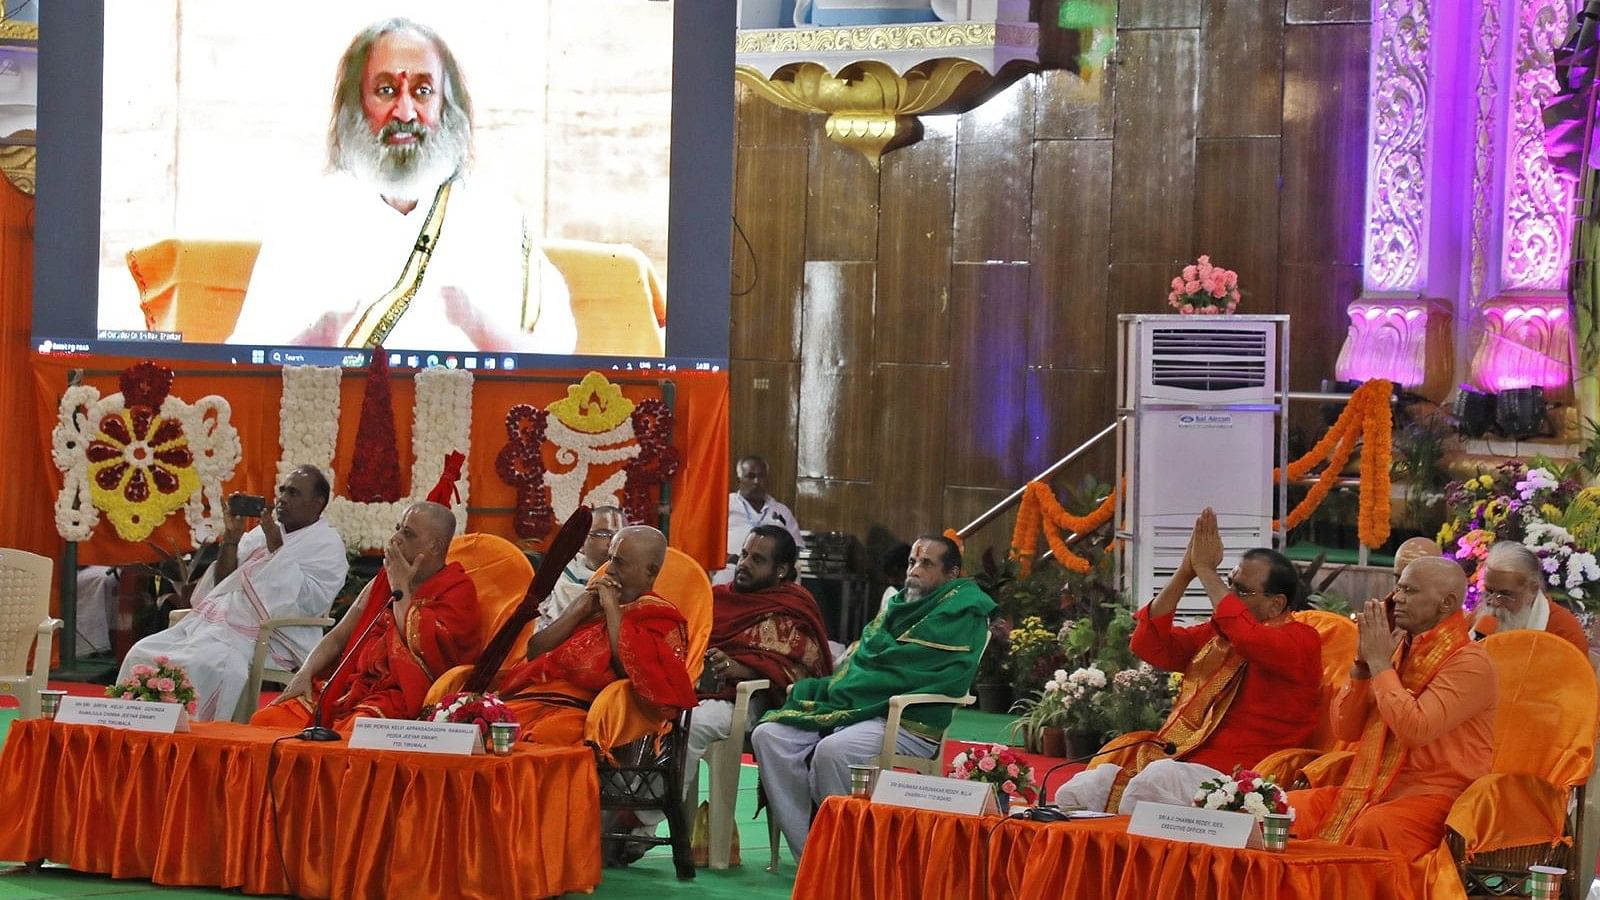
[1021,737,1179,822]
[294,590,401,742]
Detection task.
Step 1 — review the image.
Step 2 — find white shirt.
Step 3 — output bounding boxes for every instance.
[228,173,576,354]
[536,557,598,631]
[726,491,804,558]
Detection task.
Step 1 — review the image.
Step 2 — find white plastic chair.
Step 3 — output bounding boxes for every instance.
[0,549,63,719]
[168,608,334,723]
[696,677,771,869]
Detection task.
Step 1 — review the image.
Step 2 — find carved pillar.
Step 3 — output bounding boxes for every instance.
[1466,0,1576,399]
[1335,299,1454,401]
[1339,0,1456,398]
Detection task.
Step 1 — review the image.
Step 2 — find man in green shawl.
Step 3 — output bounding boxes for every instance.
[752,533,994,859]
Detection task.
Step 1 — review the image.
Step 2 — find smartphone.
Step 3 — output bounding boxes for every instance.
[228,494,266,518]
[1382,590,1398,631]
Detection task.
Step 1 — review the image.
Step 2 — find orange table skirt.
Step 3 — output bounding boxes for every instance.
[794,797,1416,900]
[0,720,601,899]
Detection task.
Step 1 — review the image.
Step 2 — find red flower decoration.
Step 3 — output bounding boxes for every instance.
[495,404,552,539]
[346,348,402,503]
[621,399,680,524]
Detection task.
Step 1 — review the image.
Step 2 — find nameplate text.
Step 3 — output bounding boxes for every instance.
[1127,801,1263,849]
[55,696,189,734]
[871,770,999,817]
[348,718,482,755]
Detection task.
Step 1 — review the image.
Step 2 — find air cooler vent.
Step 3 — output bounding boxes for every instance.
[1149,328,1268,392]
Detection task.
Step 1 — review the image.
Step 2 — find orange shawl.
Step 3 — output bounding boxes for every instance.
[321,562,481,722]
[1317,611,1472,842]
[1104,635,1247,808]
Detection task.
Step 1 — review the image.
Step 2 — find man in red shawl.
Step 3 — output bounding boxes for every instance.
[251,498,480,730]
[689,524,831,776]
[499,524,697,745]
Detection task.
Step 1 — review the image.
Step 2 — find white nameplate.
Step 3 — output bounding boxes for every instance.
[55,696,190,734]
[870,770,1001,817]
[1127,801,1263,849]
[347,719,483,755]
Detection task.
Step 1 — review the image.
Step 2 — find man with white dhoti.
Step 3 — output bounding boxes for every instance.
[116,466,349,721]
[227,17,575,355]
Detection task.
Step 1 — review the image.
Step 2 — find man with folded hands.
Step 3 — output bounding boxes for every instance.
[1054,509,1322,813]
[1287,557,1496,899]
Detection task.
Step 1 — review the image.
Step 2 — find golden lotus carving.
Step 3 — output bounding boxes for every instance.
[736,59,992,167]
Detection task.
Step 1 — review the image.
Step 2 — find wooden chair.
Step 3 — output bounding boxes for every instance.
[1253,609,1359,787]
[0,549,61,719]
[1443,631,1599,900]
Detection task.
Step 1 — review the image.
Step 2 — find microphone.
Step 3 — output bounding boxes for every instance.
[294,589,402,742]
[1021,737,1179,821]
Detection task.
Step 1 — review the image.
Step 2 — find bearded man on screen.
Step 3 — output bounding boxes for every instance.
[227,17,575,354]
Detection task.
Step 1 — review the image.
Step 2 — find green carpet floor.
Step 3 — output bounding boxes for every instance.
[0,706,1014,898]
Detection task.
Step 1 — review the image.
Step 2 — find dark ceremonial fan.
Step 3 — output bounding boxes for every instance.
[463,505,592,693]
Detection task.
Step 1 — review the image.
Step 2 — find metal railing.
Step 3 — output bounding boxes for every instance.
[955,388,1386,562]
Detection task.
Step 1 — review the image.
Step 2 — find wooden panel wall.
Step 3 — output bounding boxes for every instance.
[729,1,1371,560]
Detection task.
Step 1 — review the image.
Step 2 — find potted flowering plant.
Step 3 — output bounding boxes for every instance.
[1193,767,1290,823]
[1009,671,1070,756]
[1437,460,1600,609]
[948,742,1036,814]
[1099,663,1174,736]
[425,691,518,749]
[107,655,197,713]
[1166,255,1241,315]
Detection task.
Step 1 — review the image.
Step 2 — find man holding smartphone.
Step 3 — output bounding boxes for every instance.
[115,465,349,721]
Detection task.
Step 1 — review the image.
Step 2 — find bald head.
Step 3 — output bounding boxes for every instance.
[407,501,458,544]
[389,500,456,586]
[1394,556,1467,635]
[607,525,667,602]
[1393,537,1443,577]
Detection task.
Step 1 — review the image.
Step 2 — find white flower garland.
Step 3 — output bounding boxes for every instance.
[277,366,342,484]
[279,366,474,550]
[52,385,241,544]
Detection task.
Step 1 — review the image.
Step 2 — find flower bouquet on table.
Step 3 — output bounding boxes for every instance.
[1193,767,1290,823]
[949,742,1036,814]
[1166,255,1241,315]
[107,656,197,714]
[425,691,517,748]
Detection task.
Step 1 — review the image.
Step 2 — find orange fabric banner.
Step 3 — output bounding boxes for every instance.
[793,797,1415,900]
[0,719,601,898]
[23,353,728,569]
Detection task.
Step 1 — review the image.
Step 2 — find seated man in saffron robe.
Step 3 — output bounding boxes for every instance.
[499,525,698,746]
[1055,509,1322,813]
[251,501,480,730]
[689,524,833,777]
[752,533,994,859]
[1469,540,1589,655]
[1288,557,1496,899]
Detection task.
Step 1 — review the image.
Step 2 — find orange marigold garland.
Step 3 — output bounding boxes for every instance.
[1008,379,1395,567]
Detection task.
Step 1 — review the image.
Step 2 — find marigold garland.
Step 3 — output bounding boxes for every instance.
[1007,379,1395,569]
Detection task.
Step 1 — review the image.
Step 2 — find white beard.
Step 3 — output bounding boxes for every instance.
[332,104,469,202]
[1487,601,1537,632]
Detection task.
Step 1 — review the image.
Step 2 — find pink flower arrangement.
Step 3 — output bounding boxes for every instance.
[107,654,197,713]
[948,742,1036,803]
[1167,255,1241,315]
[426,691,518,741]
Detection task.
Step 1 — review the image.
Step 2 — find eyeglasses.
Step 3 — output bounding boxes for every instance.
[588,529,616,540]
[1225,577,1265,598]
[1481,589,1523,606]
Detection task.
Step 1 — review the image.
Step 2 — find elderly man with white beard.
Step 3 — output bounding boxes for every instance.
[1469,541,1590,656]
[227,17,575,354]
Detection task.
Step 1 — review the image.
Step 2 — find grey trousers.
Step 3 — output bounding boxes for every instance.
[751,718,938,859]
